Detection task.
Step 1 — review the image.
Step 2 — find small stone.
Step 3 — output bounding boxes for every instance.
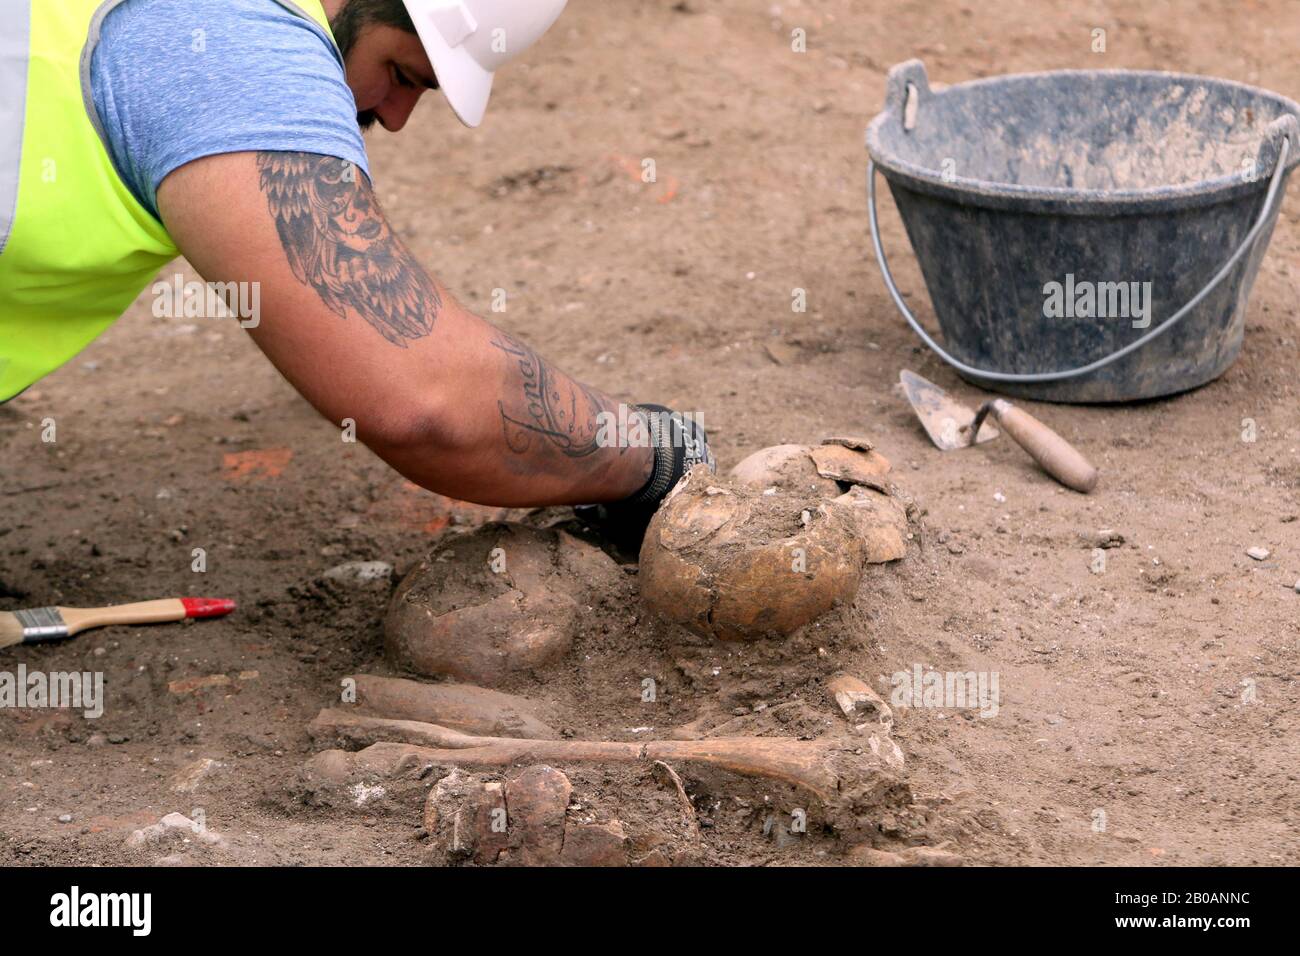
[1081,528,1125,549]
[127,812,225,850]
[1246,546,1270,561]
[57,814,73,824]
[86,733,108,748]
[170,757,222,794]
[323,560,393,585]
[347,782,386,807]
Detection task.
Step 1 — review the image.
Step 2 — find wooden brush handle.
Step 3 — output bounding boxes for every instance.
[58,598,234,636]
[989,400,1099,493]
[60,599,188,635]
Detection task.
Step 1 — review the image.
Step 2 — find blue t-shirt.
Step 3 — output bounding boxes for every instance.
[90,0,371,221]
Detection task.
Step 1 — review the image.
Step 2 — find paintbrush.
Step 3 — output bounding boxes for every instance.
[0,597,236,649]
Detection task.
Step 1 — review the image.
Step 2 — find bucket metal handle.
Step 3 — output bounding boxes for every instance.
[868,135,1292,384]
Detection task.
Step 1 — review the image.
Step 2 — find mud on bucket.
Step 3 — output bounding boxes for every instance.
[865,60,1300,403]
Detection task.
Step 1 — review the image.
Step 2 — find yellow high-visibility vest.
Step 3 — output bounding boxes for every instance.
[0,0,335,400]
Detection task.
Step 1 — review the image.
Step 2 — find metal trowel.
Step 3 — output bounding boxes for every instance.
[900,370,1099,493]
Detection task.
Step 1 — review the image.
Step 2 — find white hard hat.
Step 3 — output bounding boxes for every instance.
[402,0,569,127]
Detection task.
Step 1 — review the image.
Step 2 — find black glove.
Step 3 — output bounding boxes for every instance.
[575,403,715,554]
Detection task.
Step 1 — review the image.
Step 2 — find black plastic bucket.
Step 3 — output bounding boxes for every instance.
[866,60,1300,403]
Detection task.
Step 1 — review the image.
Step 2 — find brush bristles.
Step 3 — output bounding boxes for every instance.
[0,612,24,649]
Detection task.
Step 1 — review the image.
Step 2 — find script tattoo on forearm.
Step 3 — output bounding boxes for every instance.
[489,332,610,458]
[255,151,440,346]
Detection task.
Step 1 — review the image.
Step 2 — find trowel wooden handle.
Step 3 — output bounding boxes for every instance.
[987,400,1098,493]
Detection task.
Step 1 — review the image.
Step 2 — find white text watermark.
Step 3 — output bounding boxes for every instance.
[0,665,104,719]
[890,665,1000,718]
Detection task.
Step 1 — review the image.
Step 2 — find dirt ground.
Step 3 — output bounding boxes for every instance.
[3,0,1299,866]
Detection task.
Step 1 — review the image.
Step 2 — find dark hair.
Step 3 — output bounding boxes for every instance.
[330,0,417,59]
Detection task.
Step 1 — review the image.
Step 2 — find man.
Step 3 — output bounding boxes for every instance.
[0,0,711,544]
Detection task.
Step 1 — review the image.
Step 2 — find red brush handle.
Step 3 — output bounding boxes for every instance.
[181,597,237,619]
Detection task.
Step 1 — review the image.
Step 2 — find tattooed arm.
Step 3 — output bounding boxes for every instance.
[156,151,653,506]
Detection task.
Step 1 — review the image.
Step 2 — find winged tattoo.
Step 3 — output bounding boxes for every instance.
[256,152,440,346]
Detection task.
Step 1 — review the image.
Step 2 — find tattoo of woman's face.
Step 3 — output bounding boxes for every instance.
[256,151,439,346]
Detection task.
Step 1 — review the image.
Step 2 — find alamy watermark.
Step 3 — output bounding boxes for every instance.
[0,665,103,718]
[1043,273,1152,329]
[152,274,260,328]
[50,886,150,936]
[594,403,704,451]
[890,665,1000,718]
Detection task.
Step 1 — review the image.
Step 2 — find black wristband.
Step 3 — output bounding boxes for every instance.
[573,404,713,554]
[622,405,680,507]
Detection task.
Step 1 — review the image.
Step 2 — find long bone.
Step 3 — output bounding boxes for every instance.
[308,708,901,803]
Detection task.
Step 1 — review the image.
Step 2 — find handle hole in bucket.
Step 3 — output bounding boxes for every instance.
[903,83,919,131]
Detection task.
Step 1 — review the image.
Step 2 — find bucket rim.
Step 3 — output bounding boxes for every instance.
[865,66,1300,212]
